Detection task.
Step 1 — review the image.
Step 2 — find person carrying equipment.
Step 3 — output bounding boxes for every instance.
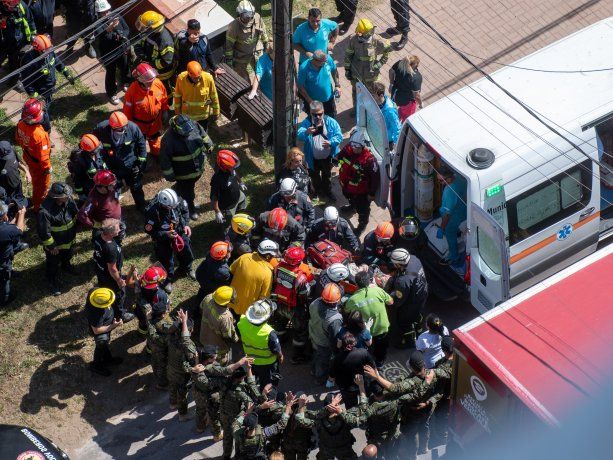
[144,188,195,292]
[37,182,79,295]
[267,178,315,230]
[344,19,390,107]
[226,213,256,258]
[362,221,395,267]
[224,0,270,82]
[270,246,314,363]
[94,111,148,212]
[257,207,306,252]
[306,206,360,253]
[173,60,220,131]
[123,63,168,157]
[15,98,51,211]
[134,10,175,93]
[0,0,36,79]
[69,134,107,204]
[159,114,213,220]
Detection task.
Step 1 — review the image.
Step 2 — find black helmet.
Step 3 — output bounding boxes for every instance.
[170,114,196,136]
[48,182,72,199]
[398,215,420,241]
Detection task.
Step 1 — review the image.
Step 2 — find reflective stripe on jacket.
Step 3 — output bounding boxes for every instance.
[237,316,276,365]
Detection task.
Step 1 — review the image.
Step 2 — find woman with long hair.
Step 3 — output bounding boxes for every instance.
[416,313,449,368]
[389,55,423,122]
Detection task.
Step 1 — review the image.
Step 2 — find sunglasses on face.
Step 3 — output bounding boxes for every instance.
[312,112,324,118]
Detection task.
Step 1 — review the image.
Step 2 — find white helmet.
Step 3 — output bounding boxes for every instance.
[95,0,111,13]
[279,178,297,196]
[245,298,276,325]
[323,206,339,225]
[236,0,255,15]
[390,248,411,266]
[326,263,350,282]
[257,239,279,257]
[157,188,180,208]
[349,129,366,147]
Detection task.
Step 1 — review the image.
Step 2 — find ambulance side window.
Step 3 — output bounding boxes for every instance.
[507,160,591,245]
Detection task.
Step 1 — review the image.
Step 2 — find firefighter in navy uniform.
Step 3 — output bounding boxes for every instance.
[27,0,55,36]
[267,178,315,230]
[306,206,360,253]
[226,213,256,259]
[385,248,429,349]
[94,111,148,212]
[257,207,305,252]
[134,10,176,93]
[69,133,107,204]
[270,246,314,363]
[362,221,395,267]
[37,182,79,295]
[144,188,195,293]
[0,0,36,80]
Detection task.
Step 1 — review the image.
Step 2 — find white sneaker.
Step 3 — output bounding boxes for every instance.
[110,95,120,105]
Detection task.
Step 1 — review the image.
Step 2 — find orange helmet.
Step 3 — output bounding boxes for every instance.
[187,61,202,79]
[109,111,128,129]
[132,62,158,84]
[321,283,341,304]
[21,98,44,123]
[32,34,52,52]
[80,133,101,153]
[93,170,117,186]
[267,208,288,232]
[283,246,305,266]
[374,221,394,241]
[210,241,231,261]
[216,149,239,172]
[140,266,167,289]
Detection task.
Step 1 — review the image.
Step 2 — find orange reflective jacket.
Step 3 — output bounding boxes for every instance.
[15,120,51,170]
[123,78,168,133]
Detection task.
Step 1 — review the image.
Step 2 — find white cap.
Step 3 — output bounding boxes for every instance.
[95,0,111,13]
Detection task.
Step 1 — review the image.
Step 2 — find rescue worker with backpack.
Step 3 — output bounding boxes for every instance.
[224,0,270,82]
[15,98,51,212]
[37,182,79,296]
[267,178,315,230]
[173,60,220,131]
[257,207,306,252]
[306,206,360,253]
[93,111,148,212]
[69,134,107,204]
[144,188,195,293]
[337,130,380,236]
[0,0,36,80]
[270,246,314,364]
[123,62,168,157]
[20,34,76,132]
[134,10,175,93]
[226,213,256,259]
[159,113,214,220]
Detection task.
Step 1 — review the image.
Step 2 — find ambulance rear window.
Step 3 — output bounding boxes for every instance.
[507,160,591,245]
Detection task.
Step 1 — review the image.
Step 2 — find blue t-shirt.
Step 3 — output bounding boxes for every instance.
[293,19,338,63]
[297,56,337,103]
[255,53,273,100]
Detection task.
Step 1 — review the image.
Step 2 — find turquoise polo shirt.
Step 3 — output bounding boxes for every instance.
[297,56,337,103]
[255,53,273,100]
[293,18,338,63]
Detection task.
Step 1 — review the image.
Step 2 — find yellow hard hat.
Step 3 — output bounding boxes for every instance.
[355,18,374,35]
[213,286,236,306]
[231,213,255,235]
[139,10,165,30]
[89,288,116,309]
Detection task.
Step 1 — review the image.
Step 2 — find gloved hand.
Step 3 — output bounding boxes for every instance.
[345,70,352,81]
[436,228,444,239]
[247,90,257,100]
[215,211,225,224]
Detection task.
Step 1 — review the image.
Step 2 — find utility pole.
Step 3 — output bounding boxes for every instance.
[272,0,294,179]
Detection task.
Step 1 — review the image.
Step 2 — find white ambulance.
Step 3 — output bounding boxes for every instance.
[355,17,613,313]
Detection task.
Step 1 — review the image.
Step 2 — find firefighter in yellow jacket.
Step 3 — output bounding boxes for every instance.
[174,61,220,131]
[344,18,391,107]
[224,0,270,82]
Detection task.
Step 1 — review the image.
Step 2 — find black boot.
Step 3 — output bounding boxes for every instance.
[395,34,409,50]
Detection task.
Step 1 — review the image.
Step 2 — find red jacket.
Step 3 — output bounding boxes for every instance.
[78,187,122,227]
[337,145,379,196]
[273,261,314,308]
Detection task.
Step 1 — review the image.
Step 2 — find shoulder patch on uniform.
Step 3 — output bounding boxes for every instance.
[394,290,403,299]
[145,224,153,231]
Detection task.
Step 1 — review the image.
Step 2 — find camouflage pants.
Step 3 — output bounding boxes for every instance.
[194,390,222,436]
[168,373,190,415]
[400,409,434,459]
[316,446,358,459]
[220,415,236,459]
[150,343,168,387]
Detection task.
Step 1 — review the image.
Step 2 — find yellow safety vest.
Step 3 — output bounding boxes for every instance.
[237,316,276,365]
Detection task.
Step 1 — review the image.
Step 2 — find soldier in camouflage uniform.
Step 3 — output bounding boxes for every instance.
[314,393,359,459]
[232,393,297,460]
[220,361,267,459]
[281,392,317,460]
[224,0,270,82]
[429,336,454,446]
[257,386,286,455]
[167,309,198,421]
[191,349,253,440]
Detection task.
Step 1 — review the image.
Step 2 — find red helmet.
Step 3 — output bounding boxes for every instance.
[132,62,158,85]
[267,208,288,232]
[93,170,117,186]
[210,241,231,260]
[80,133,101,152]
[140,266,167,289]
[22,98,44,123]
[109,111,128,129]
[1,0,20,10]
[374,221,395,241]
[32,34,52,52]
[216,149,239,172]
[283,246,305,266]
